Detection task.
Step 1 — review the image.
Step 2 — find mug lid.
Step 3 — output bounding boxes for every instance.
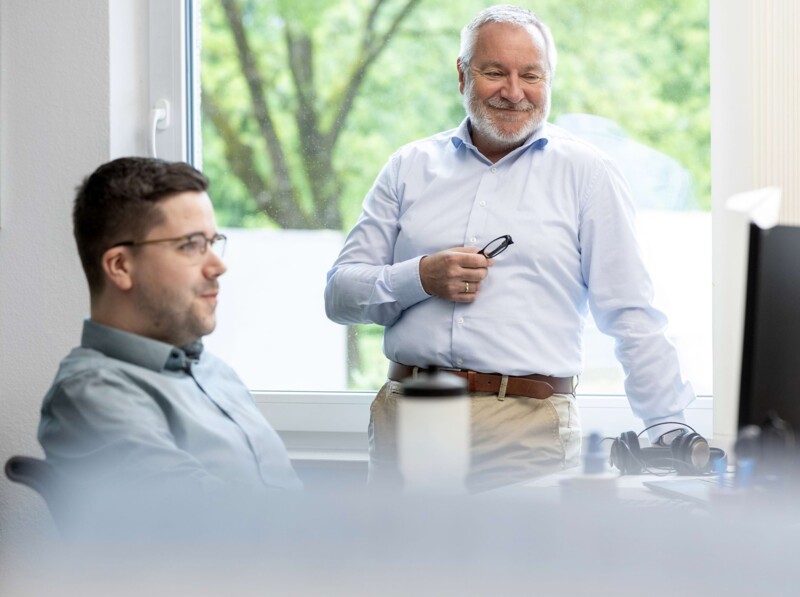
[402,367,467,398]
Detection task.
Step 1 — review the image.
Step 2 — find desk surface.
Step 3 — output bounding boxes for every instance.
[488,469,734,511]
[8,468,797,596]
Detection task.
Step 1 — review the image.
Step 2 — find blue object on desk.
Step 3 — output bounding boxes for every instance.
[584,432,606,474]
[736,458,756,489]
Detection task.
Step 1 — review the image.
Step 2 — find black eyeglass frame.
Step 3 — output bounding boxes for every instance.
[110,232,227,257]
[477,234,514,258]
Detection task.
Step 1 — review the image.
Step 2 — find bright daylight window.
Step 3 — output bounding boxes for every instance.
[196,0,711,397]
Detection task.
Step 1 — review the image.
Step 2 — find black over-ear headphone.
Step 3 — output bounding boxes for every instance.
[609,427,727,475]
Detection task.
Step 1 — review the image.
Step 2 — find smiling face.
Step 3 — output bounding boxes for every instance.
[128,191,227,347]
[459,21,551,160]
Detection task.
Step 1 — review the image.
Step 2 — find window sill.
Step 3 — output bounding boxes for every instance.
[254,392,713,461]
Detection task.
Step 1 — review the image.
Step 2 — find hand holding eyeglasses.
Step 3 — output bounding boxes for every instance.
[419,235,513,303]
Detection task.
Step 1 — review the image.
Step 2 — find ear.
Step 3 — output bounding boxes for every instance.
[457,58,466,95]
[101,247,134,291]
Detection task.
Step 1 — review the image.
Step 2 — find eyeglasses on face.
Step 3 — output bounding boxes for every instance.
[477,234,514,258]
[111,232,227,259]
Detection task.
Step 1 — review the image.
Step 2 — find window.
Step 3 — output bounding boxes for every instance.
[189,0,710,399]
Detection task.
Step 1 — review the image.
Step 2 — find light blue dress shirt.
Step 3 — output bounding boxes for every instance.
[325,119,694,431]
[39,319,301,493]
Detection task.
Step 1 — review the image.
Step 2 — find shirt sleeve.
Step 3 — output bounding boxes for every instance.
[38,368,227,493]
[324,154,432,326]
[578,155,695,441]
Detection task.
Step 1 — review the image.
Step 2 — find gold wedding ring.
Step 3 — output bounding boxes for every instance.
[464,281,470,294]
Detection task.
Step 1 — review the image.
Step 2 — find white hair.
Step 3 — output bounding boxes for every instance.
[458,5,557,79]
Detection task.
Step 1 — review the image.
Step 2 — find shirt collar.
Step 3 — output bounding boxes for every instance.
[81,319,203,373]
[450,117,550,155]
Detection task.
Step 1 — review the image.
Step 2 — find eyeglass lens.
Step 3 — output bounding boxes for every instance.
[479,235,513,258]
[209,234,227,258]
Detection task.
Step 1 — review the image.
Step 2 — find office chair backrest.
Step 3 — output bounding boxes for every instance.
[5,455,69,534]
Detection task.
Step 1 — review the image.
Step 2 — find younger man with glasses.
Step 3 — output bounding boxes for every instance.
[39,157,300,509]
[325,5,695,491]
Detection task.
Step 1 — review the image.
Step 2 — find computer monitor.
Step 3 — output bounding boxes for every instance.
[738,223,800,436]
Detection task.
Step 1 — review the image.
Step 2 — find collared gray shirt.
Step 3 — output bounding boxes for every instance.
[39,319,301,493]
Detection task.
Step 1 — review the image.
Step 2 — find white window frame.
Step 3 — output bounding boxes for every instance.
[148,0,756,458]
[147,0,195,162]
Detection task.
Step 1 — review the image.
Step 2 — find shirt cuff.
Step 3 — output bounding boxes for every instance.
[389,255,431,309]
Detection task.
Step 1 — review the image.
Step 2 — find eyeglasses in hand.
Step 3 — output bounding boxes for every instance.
[111,232,227,260]
[477,234,514,258]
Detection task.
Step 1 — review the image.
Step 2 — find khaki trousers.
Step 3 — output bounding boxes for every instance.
[368,380,581,493]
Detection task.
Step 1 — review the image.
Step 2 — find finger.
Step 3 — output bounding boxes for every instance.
[461,269,488,283]
[448,280,481,301]
[452,291,478,303]
[420,250,489,298]
[459,280,481,294]
[465,254,492,269]
[448,249,491,269]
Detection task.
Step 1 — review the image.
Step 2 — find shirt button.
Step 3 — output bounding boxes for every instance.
[470,236,477,243]
[479,201,486,207]
[491,167,497,173]
[456,358,464,366]
[457,317,464,325]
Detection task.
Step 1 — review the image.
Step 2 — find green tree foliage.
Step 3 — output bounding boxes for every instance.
[201,0,710,231]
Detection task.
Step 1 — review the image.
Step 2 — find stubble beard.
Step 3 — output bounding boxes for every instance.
[137,283,218,347]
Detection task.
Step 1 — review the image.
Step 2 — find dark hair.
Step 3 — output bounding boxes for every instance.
[73,157,209,296]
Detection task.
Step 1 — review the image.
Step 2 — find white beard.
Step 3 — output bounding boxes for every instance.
[463,76,550,152]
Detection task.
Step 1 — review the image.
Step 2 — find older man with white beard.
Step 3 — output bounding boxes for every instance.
[325,4,695,492]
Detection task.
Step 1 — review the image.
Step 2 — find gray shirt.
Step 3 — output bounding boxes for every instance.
[39,319,301,494]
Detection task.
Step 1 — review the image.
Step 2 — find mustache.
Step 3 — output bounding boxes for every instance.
[197,283,220,295]
[485,97,535,111]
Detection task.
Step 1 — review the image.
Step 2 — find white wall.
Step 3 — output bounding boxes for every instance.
[0,0,148,548]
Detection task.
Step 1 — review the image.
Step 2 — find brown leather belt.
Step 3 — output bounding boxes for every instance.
[387,362,574,400]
